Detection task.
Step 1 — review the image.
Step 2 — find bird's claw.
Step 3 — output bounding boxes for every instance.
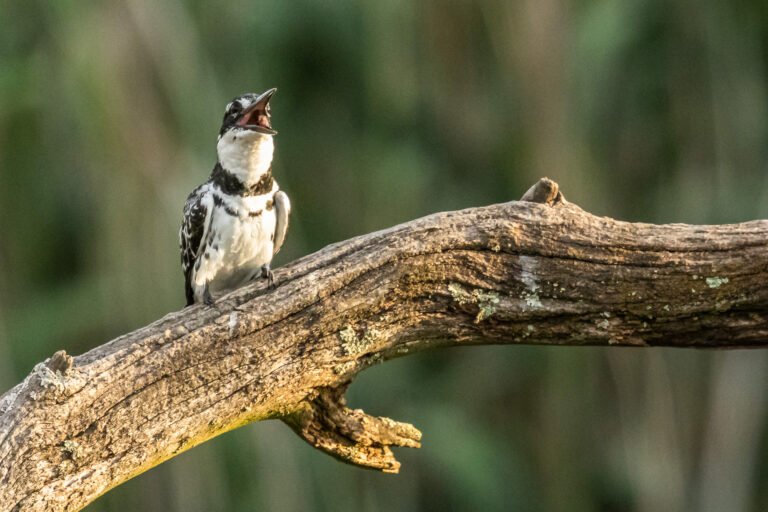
[261,265,277,289]
[203,283,215,306]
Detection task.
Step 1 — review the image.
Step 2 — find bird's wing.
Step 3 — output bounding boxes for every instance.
[273,190,291,255]
[180,185,212,306]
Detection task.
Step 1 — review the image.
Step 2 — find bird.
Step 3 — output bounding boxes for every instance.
[179,88,290,306]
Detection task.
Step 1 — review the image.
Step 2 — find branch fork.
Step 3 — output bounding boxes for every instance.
[284,384,422,473]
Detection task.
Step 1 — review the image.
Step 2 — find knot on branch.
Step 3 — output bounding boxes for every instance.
[26,350,84,401]
[29,350,74,398]
[283,384,422,474]
[46,350,74,375]
[520,177,565,205]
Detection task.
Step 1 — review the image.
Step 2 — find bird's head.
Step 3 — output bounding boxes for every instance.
[216,88,278,181]
[218,88,277,139]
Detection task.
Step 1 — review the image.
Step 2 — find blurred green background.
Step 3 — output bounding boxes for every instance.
[2,0,767,511]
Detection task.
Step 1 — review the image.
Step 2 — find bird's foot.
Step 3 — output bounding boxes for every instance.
[203,283,215,306]
[261,264,276,289]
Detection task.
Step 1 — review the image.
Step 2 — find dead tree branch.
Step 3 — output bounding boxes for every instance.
[1,179,767,511]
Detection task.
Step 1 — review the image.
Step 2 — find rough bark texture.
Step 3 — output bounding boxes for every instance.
[1,179,767,511]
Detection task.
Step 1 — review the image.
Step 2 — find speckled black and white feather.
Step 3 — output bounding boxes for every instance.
[180,182,213,305]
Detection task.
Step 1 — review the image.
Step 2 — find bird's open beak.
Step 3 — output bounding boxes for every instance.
[237,88,277,135]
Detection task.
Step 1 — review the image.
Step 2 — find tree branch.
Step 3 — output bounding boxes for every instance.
[1,178,766,511]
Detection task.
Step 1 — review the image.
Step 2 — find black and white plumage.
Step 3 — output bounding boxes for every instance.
[180,88,291,306]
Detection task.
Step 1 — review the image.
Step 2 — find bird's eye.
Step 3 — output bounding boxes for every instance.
[229,103,242,115]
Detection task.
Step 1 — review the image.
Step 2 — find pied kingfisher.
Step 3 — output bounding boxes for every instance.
[179,88,291,306]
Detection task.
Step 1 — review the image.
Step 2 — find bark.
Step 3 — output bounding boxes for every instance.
[1,178,766,511]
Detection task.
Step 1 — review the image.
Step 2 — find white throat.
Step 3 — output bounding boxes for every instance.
[216,131,274,184]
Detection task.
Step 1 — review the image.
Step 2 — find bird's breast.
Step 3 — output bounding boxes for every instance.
[203,196,276,291]
[213,202,275,260]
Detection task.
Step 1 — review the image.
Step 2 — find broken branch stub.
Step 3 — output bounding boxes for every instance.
[284,384,422,474]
